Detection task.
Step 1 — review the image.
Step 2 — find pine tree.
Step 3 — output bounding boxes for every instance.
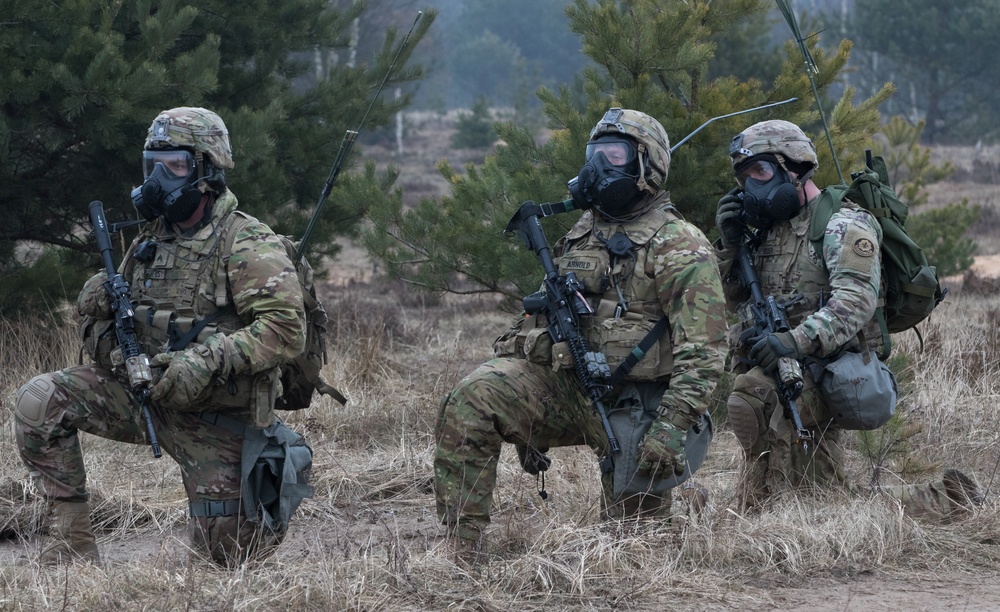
[361,0,892,301]
[0,0,431,314]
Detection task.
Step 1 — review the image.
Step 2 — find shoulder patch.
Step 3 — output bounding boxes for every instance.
[853,237,876,258]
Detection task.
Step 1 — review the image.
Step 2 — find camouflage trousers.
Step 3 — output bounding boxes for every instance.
[14,364,282,566]
[434,357,671,542]
[728,365,966,518]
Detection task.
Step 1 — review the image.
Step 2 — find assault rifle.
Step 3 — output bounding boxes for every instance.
[505,200,620,454]
[498,100,807,457]
[89,201,162,459]
[735,242,812,452]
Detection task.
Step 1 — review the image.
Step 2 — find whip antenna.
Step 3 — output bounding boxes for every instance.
[670,98,799,154]
[776,0,845,184]
[296,11,423,263]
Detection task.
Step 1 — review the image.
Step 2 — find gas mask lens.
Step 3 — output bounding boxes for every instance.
[142,149,197,180]
[735,159,777,187]
[585,138,637,167]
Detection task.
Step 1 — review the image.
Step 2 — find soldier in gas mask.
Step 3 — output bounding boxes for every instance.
[14,107,311,567]
[434,108,727,561]
[715,119,981,516]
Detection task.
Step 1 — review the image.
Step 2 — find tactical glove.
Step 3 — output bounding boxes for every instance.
[738,326,763,348]
[636,416,688,479]
[150,334,237,410]
[749,331,802,373]
[715,188,747,249]
[516,444,552,475]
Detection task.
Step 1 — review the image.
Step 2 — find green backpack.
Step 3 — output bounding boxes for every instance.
[808,154,946,358]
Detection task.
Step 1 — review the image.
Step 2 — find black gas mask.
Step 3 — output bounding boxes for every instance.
[568,136,643,217]
[733,154,802,230]
[130,149,205,223]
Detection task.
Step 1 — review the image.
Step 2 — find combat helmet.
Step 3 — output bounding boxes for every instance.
[131,107,232,223]
[144,107,234,171]
[729,119,817,173]
[588,108,671,194]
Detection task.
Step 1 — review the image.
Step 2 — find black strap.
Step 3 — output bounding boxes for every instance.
[189,498,242,517]
[609,315,672,387]
[168,306,236,352]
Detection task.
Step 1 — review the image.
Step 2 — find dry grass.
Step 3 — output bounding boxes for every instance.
[2,120,997,608]
[1,274,999,610]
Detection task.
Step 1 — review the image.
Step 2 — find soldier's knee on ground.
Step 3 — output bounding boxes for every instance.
[189,515,282,567]
[600,488,673,521]
[15,374,58,429]
[599,469,667,520]
[943,469,984,516]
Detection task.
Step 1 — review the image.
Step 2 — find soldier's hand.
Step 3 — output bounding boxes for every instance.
[516,444,552,475]
[149,335,232,410]
[149,346,217,409]
[749,330,801,373]
[738,326,763,348]
[716,188,746,249]
[77,272,112,318]
[636,418,688,478]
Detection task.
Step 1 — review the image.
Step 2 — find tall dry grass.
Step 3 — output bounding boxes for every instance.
[1,279,998,610]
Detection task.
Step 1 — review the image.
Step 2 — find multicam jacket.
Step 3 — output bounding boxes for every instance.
[508,191,727,418]
[716,193,884,359]
[78,190,305,412]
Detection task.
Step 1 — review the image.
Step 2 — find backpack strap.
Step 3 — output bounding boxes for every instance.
[216,211,254,308]
[808,185,847,258]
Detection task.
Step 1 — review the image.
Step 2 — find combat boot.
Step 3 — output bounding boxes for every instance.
[943,469,984,515]
[39,500,101,565]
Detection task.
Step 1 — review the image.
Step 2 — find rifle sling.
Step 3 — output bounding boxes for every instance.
[609,315,671,388]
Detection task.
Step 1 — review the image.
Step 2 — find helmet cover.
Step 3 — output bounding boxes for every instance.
[144,107,234,170]
[729,119,817,170]
[589,108,671,193]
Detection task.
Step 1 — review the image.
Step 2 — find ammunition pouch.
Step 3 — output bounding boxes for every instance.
[492,314,555,365]
[201,367,280,426]
[585,312,671,382]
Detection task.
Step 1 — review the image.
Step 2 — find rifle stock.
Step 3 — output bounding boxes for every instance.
[505,201,620,454]
[89,201,162,458]
[736,243,812,451]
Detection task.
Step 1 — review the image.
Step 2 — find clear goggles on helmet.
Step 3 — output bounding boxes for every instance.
[142,149,197,180]
[733,154,781,187]
[585,137,638,167]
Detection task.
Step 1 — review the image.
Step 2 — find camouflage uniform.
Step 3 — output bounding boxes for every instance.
[716,120,975,517]
[15,108,307,566]
[435,189,728,542]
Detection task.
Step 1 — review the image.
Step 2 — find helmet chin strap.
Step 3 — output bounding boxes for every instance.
[634,143,651,194]
[775,154,816,189]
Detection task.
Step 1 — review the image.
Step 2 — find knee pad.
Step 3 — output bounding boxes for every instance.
[728,393,766,452]
[15,375,57,428]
